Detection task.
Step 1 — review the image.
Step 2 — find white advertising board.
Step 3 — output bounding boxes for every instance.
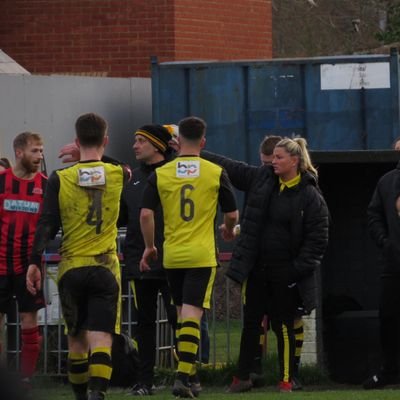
[321,62,390,90]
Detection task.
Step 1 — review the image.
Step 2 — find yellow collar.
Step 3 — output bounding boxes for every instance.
[279,173,301,192]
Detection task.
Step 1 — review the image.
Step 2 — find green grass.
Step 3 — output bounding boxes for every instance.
[33,384,400,400]
[203,319,329,386]
[31,319,389,399]
[208,319,243,363]
[154,353,329,388]
[29,321,399,400]
[207,319,277,364]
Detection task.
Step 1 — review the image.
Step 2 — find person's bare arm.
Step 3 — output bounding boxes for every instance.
[139,208,157,271]
[219,210,239,242]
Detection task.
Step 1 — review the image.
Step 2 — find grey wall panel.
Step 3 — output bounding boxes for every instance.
[0,74,151,173]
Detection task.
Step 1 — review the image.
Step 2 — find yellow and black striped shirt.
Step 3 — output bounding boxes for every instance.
[142,156,237,269]
[31,160,130,280]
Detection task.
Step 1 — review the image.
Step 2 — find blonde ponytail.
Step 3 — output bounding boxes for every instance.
[276,137,318,177]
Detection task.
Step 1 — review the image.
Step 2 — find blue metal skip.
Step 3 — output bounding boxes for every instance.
[152,50,400,165]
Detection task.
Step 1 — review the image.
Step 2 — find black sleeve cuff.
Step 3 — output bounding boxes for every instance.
[30,254,42,267]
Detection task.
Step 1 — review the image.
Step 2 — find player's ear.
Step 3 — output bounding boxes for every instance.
[15,148,23,159]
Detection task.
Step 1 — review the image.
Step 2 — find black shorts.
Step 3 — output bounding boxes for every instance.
[0,272,45,314]
[165,267,216,309]
[58,266,120,336]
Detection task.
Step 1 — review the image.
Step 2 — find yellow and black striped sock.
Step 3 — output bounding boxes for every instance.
[294,319,304,375]
[177,318,200,385]
[174,317,182,361]
[68,352,89,400]
[189,362,198,382]
[88,347,112,395]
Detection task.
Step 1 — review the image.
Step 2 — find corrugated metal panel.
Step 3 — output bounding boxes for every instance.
[152,51,400,163]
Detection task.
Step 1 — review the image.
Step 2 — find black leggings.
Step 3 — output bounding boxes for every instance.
[237,267,300,382]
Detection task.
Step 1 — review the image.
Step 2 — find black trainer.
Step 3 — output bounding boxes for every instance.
[74,393,88,400]
[189,382,202,398]
[188,374,202,397]
[172,379,194,398]
[291,376,303,391]
[129,383,154,396]
[249,372,266,388]
[88,391,105,400]
[363,372,397,390]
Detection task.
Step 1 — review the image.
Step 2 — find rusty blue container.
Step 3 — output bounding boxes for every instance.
[152,50,400,165]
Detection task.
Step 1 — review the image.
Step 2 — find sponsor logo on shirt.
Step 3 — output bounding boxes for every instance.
[32,187,43,195]
[3,199,40,213]
[78,166,106,187]
[176,161,200,178]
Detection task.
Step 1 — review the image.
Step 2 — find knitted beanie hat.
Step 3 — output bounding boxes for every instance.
[135,124,171,154]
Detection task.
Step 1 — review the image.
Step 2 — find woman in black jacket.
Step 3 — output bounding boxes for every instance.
[204,137,329,393]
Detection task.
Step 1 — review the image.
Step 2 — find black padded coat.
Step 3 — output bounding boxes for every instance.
[368,162,400,276]
[202,151,329,313]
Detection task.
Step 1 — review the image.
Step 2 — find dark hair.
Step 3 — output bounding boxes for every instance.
[178,116,207,141]
[75,113,108,147]
[0,157,11,169]
[260,135,282,156]
[13,132,43,152]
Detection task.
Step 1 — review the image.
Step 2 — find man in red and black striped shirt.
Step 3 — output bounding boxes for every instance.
[0,132,46,386]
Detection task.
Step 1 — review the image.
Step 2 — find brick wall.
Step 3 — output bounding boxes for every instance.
[174,0,272,60]
[0,0,272,77]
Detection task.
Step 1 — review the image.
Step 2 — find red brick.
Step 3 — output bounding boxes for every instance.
[0,0,272,77]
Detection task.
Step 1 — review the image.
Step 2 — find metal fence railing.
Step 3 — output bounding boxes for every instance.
[2,231,242,376]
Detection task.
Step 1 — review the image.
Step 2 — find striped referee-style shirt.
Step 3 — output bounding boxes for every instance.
[0,168,47,275]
